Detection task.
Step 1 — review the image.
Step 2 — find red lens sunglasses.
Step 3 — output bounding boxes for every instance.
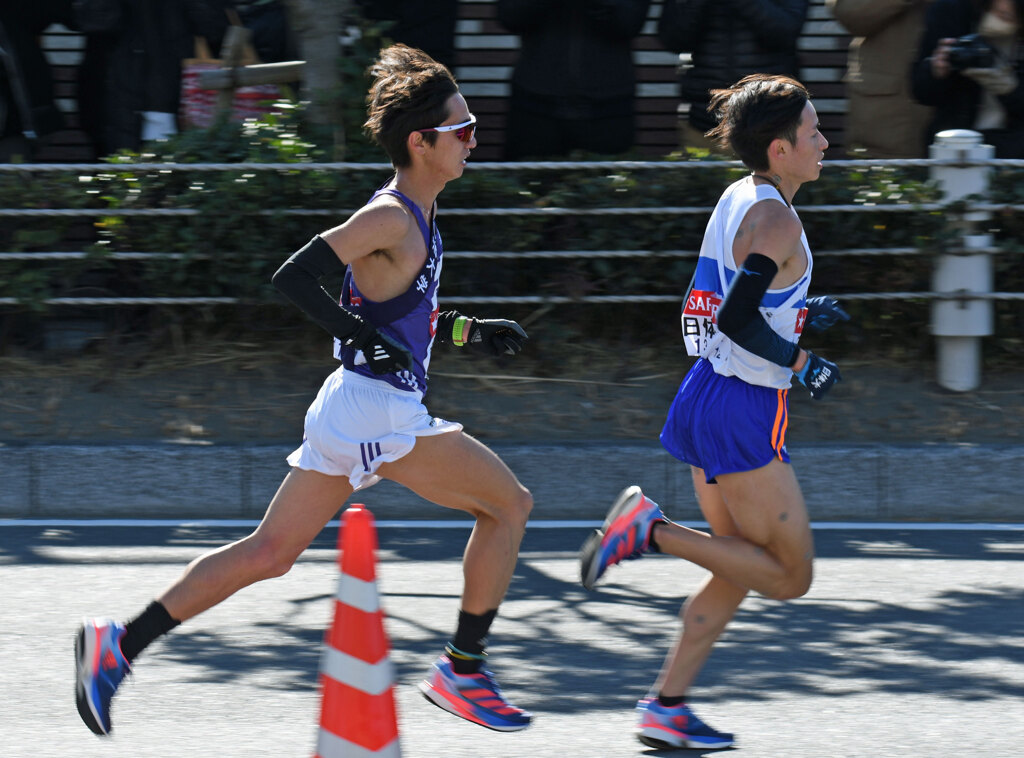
[416,116,477,143]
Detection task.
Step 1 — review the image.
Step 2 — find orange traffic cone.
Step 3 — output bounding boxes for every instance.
[314,505,401,758]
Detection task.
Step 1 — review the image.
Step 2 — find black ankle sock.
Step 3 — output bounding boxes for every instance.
[657,693,686,708]
[121,601,180,663]
[449,608,497,674]
[649,521,664,553]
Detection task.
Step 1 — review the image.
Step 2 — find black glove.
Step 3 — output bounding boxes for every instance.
[438,311,528,356]
[349,320,414,375]
[805,296,850,332]
[795,351,841,400]
[465,318,529,356]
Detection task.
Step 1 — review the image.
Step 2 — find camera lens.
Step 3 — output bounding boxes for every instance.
[948,34,996,71]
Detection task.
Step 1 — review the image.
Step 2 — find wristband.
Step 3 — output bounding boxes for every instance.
[451,316,471,346]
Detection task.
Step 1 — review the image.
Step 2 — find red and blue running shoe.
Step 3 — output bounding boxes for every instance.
[580,485,667,590]
[75,618,130,735]
[636,697,735,750]
[418,655,532,731]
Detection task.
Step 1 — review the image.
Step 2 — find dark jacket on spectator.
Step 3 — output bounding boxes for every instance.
[497,0,650,117]
[0,2,75,150]
[911,0,1024,157]
[356,0,458,70]
[74,0,225,156]
[658,0,809,133]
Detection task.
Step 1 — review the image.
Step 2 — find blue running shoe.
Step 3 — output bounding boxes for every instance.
[580,485,666,590]
[418,655,532,732]
[75,618,130,735]
[636,697,735,750]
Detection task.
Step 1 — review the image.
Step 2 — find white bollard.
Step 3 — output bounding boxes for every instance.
[929,130,995,392]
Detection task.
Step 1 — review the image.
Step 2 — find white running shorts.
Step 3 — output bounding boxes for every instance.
[287,366,462,490]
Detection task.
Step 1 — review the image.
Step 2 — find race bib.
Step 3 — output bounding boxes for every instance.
[681,288,723,357]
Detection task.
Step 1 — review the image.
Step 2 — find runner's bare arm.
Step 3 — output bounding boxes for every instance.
[720,203,803,368]
[729,202,809,370]
[732,201,804,286]
[270,204,414,374]
[319,201,413,265]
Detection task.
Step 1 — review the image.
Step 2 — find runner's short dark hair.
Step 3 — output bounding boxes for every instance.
[364,44,460,168]
[706,74,810,172]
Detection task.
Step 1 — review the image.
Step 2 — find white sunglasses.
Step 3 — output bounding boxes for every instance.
[416,116,477,143]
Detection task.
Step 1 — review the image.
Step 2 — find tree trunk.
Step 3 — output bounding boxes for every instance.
[282,0,348,158]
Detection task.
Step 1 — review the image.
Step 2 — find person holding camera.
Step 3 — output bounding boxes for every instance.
[912,0,1024,156]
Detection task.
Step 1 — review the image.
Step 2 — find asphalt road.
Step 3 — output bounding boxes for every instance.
[3,522,1023,758]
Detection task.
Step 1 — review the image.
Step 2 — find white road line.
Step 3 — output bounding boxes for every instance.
[1,519,1023,530]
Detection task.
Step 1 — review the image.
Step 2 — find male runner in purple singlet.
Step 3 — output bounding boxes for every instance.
[75,44,533,738]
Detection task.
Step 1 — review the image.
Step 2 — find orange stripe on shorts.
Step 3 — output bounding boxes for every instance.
[772,389,788,458]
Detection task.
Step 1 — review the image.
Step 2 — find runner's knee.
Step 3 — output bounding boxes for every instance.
[482,485,531,529]
[505,486,533,528]
[244,535,300,580]
[765,564,813,601]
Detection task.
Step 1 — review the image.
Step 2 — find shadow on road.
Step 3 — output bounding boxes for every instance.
[6,524,1023,710]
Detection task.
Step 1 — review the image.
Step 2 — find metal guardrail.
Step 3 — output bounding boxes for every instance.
[0,247,944,261]
[2,292,1021,308]
[4,202,1024,219]
[1,155,1021,310]
[3,139,1020,391]
[2,157,1024,170]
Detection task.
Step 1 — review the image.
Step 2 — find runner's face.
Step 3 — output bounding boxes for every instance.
[427,93,477,178]
[784,102,828,183]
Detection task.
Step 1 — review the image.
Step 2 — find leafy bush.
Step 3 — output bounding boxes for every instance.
[2,114,1022,368]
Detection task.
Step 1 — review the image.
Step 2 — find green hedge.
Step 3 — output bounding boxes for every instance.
[1,111,1022,367]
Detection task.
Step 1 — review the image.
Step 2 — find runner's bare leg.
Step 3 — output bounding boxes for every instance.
[378,430,532,612]
[158,468,353,621]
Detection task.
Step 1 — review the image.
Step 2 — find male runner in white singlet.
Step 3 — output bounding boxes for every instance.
[580,74,850,750]
[75,44,534,738]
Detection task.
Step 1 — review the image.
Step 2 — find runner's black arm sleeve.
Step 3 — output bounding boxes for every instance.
[715,253,801,368]
[271,235,375,347]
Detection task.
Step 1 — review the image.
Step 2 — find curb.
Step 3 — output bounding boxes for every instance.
[1,442,1020,522]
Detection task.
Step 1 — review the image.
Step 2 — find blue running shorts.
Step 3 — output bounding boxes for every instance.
[660,358,790,483]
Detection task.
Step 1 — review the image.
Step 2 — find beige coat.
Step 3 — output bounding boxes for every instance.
[829,0,935,158]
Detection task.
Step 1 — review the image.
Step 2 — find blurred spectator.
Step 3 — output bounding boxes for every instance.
[497,0,651,160]
[73,0,227,157]
[829,0,934,158]
[356,0,458,70]
[231,0,296,64]
[0,2,75,161]
[658,0,809,153]
[911,0,1024,157]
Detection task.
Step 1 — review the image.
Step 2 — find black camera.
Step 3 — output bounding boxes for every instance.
[948,34,998,71]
